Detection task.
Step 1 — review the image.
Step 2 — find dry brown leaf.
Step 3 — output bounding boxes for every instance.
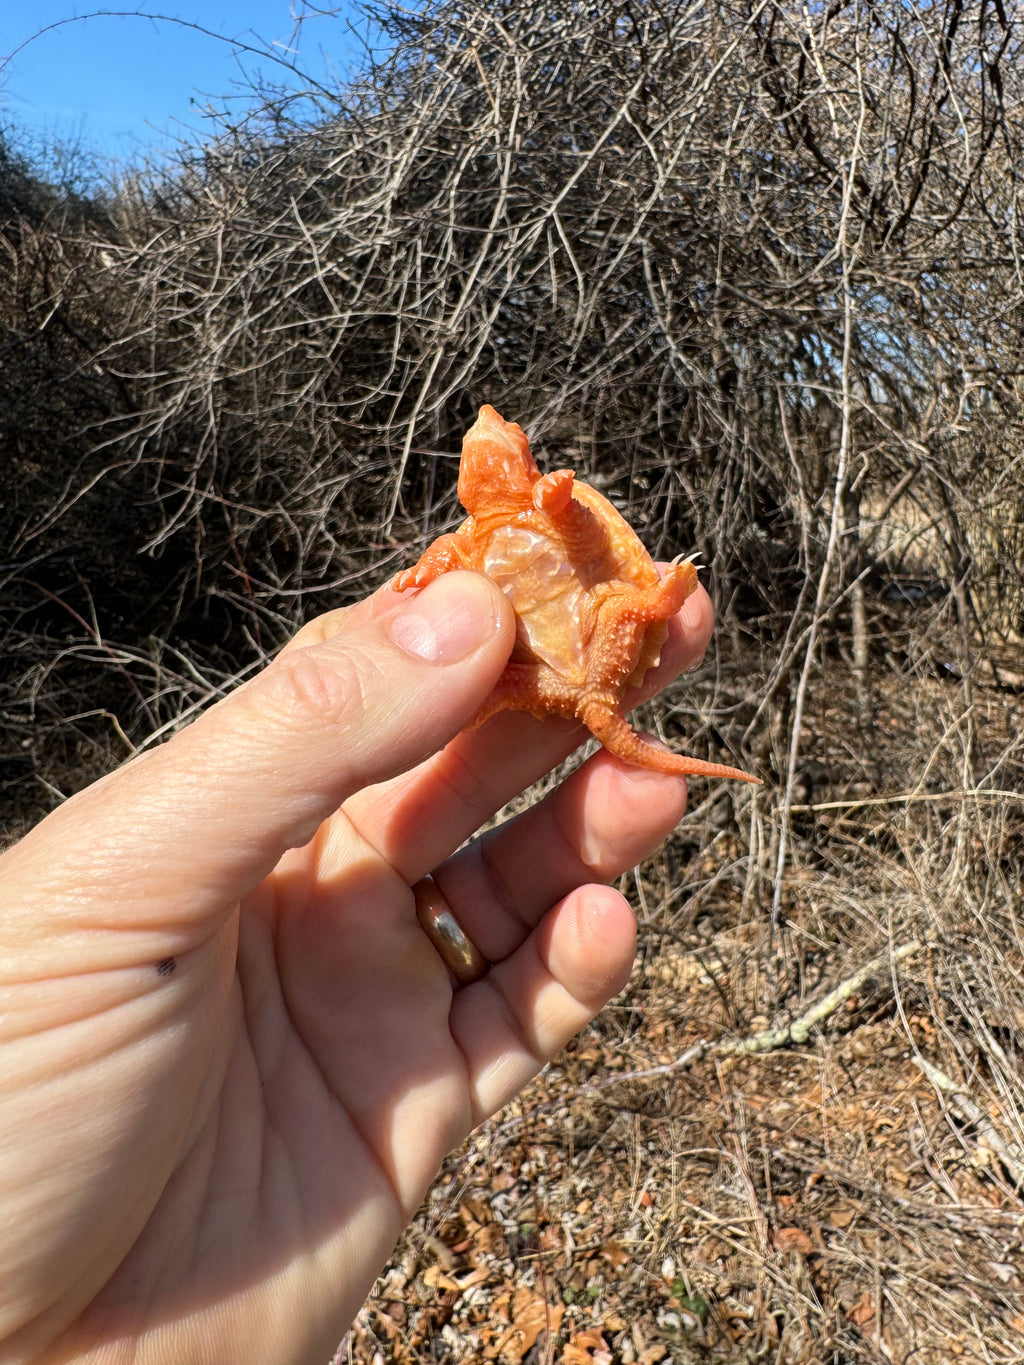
[560,1328,612,1364]
[473,1223,507,1256]
[422,1266,461,1293]
[773,1226,814,1255]
[600,1239,630,1270]
[485,1285,564,1363]
[461,1197,491,1224]
[847,1291,876,1327]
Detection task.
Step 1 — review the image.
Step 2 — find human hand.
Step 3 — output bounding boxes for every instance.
[0,569,713,1365]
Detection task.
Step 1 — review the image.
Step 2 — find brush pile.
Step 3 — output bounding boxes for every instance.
[3,2,1024,1358]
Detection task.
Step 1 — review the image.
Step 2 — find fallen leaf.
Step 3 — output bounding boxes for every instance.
[422,1265,461,1293]
[847,1291,876,1328]
[561,1328,612,1364]
[485,1286,565,1363]
[600,1239,630,1270]
[774,1227,814,1255]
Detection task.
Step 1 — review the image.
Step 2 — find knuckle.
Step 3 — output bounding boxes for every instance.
[256,646,371,734]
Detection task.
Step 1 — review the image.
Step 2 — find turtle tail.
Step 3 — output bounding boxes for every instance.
[581,701,761,784]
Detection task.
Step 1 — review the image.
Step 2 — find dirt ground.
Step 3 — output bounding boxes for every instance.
[337,650,1024,1365]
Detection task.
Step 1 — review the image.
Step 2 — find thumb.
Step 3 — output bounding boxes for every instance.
[10,572,514,934]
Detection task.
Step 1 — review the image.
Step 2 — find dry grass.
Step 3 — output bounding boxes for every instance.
[2,1,1024,1361]
[339,653,1024,1364]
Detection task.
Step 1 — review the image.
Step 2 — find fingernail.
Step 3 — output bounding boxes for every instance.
[389,574,498,663]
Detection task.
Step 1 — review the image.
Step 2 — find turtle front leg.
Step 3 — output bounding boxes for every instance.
[392,532,471,591]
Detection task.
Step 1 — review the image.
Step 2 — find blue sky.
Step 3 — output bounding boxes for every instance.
[0,3,374,171]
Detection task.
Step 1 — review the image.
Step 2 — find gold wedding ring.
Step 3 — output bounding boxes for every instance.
[413,875,488,986]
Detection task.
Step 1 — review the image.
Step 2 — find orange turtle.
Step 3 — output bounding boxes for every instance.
[394,405,758,783]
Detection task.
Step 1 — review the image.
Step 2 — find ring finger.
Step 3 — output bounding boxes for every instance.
[428,742,689,966]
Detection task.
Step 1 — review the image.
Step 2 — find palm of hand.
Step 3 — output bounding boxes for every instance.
[82,854,466,1365]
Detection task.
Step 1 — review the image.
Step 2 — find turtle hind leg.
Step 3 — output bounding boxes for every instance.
[580,701,761,784]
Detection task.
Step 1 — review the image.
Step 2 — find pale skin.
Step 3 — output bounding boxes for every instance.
[0,569,714,1365]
